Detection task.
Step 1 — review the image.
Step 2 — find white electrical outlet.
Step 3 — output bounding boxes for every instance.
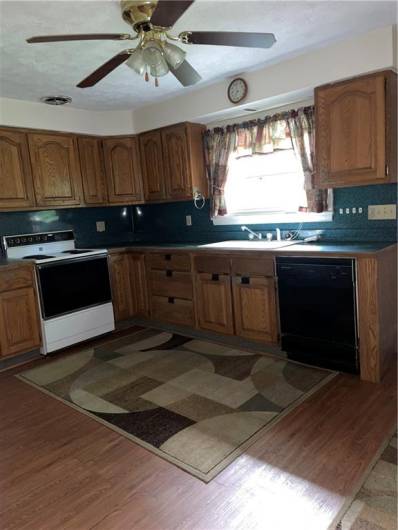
[345,208,350,214]
[96,221,106,232]
[358,207,363,214]
[185,215,192,226]
[352,207,357,214]
[368,204,397,220]
[339,208,343,214]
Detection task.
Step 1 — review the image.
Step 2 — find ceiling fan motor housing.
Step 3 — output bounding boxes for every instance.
[121,0,158,31]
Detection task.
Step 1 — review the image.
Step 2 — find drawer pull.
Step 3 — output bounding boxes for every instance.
[211,273,219,282]
[241,276,250,285]
[166,270,173,277]
[168,297,175,304]
[165,254,171,261]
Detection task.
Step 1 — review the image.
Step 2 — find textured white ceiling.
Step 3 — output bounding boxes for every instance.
[0,0,396,110]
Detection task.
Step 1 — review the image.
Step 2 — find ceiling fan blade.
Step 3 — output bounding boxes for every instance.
[150,0,194,28]
[77,51,131,88]
[26,33,132,43]
[169,60,201,87]
[183,31,276,49]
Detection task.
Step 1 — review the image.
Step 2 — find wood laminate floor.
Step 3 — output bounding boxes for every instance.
[1,329,396,530]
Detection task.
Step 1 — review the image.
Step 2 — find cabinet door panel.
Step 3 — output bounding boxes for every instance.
[315,73,387,187]
[139,131,166,201]
[28,133,82,206]
[195,272,234,334]
[0,287,41,356]
[0,129,36,209]
[78,137,107,204]
[103,137,143,203]
[109,254,132,321]
[128,253,148,317]
[233,276,278,343]
[162,125,191,199]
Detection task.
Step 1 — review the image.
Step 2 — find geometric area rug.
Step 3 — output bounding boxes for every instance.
[17,328,336,482]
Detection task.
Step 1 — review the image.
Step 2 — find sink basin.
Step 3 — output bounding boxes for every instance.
[199,240,300,250]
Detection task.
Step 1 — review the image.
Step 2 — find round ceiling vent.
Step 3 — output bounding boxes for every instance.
[40,96,72,106]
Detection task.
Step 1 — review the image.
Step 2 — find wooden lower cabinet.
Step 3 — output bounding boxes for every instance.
[109,252,148,322]
[151,296,194,326]
[232,276,278,343]
[0,265,41,357]
[195,272,234,335]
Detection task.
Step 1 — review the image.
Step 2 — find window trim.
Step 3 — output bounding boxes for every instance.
[212,211,333,226]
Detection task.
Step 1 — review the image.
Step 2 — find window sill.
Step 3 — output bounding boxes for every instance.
[212,211,333,226]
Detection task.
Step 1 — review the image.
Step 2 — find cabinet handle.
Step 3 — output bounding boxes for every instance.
[241,276,250,285]
[168,297,175,304]
[211,273,219,281]
[166,270,173,277]
[165,254,171,261]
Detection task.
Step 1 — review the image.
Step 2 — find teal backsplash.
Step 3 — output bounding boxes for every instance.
[0,184,396,249]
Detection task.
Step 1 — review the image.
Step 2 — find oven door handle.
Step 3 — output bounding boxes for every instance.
[36,253,108,269]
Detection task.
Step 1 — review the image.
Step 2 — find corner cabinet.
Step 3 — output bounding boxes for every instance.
[0,128,36,210]
[315,70,397,188]
[103,136,143,204]
[28,133,83,207]
[77,136,107,205]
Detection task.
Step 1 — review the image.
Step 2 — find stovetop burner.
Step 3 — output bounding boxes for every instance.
[62,249,94,254]
[23,254,55,260]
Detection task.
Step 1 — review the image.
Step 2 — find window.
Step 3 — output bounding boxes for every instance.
[213,147,333,225]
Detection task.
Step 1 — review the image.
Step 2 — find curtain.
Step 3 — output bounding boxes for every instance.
[287,107,328,213]
[204,127,236,217]
[204,105,328,217]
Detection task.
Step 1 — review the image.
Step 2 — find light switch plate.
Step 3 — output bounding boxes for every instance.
[185,215,192,226]
[368,204,397,220]
[96,221,106,232]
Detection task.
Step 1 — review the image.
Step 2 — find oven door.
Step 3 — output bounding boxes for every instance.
[36,255,112,320]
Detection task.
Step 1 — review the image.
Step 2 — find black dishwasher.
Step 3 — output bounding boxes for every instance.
[276,257,359,373]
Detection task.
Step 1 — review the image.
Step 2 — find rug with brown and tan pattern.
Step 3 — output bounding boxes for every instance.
[18,328,335,481]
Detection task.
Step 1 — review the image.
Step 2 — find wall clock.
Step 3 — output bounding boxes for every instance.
[227,78,248,104]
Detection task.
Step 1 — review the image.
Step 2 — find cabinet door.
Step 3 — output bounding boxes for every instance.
[28,133,83,206]
[195,272,234,334]
[109,254,132,322]
[0,287,41,357]
[233,276,278,343]
[139,131,166,201]
[103,137,143,204]
[0,129,36,210]
[78,136,107,205]
[162,125,191,199]
[315,73,387,187]
[128,253,148,317]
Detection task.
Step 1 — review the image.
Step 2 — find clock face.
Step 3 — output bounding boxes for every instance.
[228,78,248,104]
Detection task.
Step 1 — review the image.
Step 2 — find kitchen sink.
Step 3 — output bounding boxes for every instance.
[199,240,301,250]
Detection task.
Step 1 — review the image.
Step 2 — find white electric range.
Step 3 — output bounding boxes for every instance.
[2,230,115,354]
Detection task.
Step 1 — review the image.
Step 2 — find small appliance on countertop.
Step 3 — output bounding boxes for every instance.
[2,230,115,355]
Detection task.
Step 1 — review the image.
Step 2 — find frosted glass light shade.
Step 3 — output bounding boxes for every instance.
[143,42,169,77]
[163,42,186,69]
[126,49,146,75]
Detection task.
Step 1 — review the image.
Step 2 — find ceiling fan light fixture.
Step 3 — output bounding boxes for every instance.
[142,41,169,77]
[126,48,146,75]
[163,41,186,70]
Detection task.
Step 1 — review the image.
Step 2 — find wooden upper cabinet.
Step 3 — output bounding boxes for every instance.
[139,130,166,201]
[0,128,36,210]
[28,133,83,207]
[77,136,107,205]
[103,136,143,204]
[162,124,191,199]
[315,71,397,188]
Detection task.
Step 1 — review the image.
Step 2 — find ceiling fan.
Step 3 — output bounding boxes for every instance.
[26,0,276,88]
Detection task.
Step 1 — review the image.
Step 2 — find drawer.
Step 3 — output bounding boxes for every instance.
[0,266,34,293]
[151,295,194,326]
[149,270,193,299]
[231,257,274,277]
[193,255,230,274]
[148,252,191,272]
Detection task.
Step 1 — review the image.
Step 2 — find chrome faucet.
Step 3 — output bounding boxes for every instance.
[276,228,281,241]
[241,226,262,240]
